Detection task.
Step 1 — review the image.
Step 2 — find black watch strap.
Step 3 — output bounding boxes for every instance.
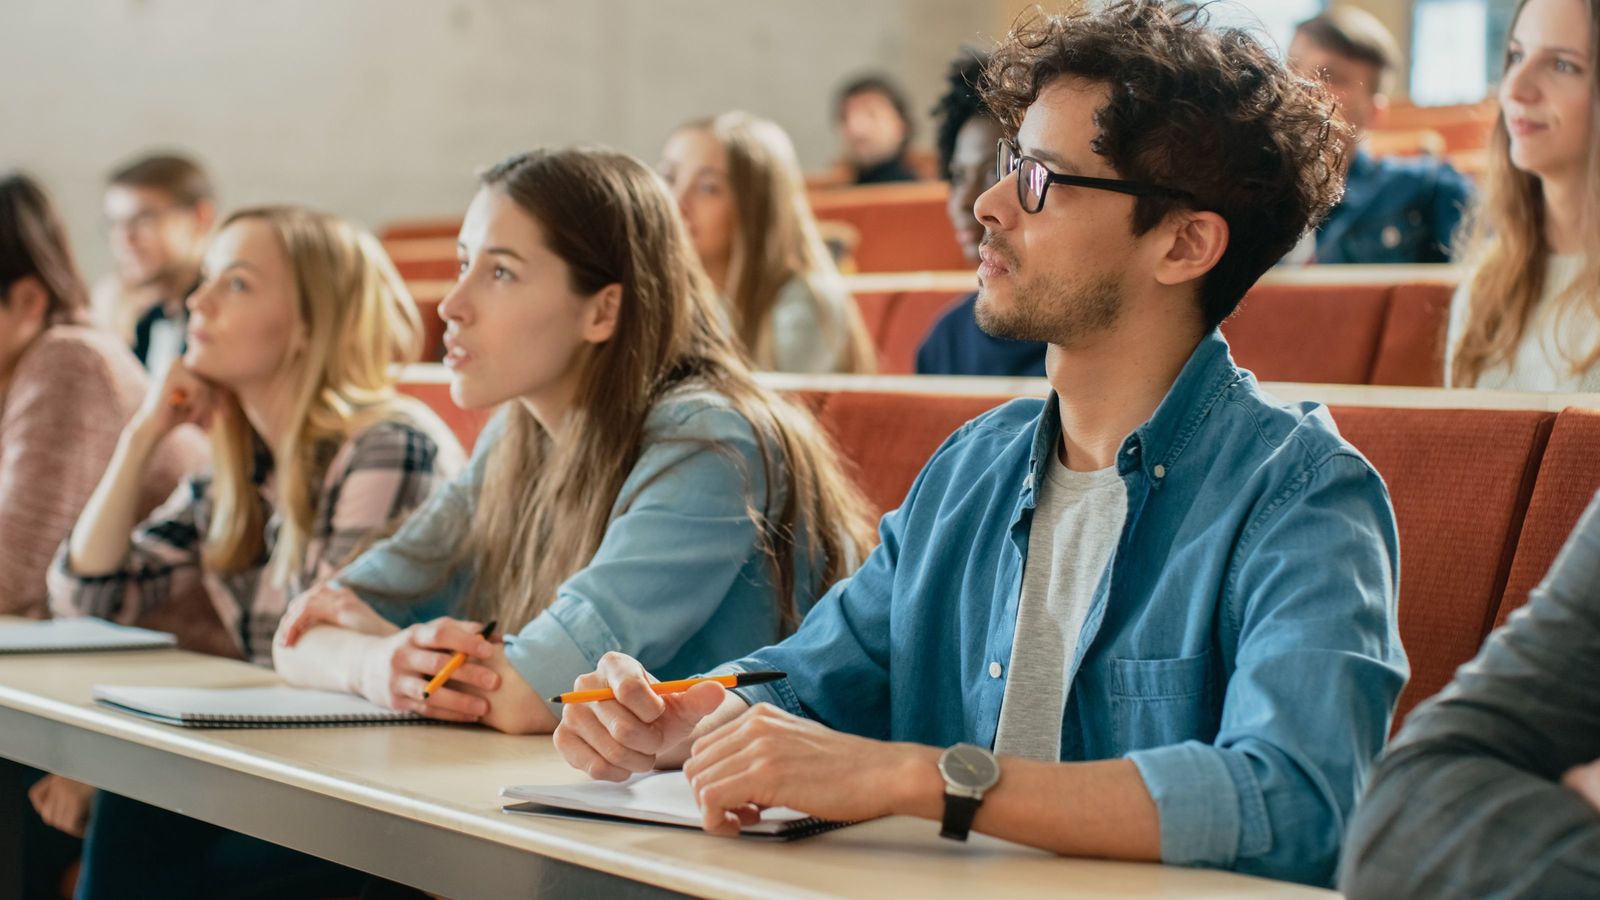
[939,792,983,841]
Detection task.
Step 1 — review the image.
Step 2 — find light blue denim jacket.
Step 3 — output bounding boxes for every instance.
[336,390,809,706]
[719,331,1408,887]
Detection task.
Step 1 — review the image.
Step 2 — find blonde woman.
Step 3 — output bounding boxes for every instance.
[273,147,876,737]
[51,207,464,899]
[658,112,876,373]
[1447,0,1599,390]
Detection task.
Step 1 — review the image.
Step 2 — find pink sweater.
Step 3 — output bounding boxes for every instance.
[0,326,208,620]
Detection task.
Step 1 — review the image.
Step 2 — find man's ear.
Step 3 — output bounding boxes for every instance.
[2,276,51,328]
[583,283,623,344]
[191,199,218,234]
[1153,211,1228,289]
[1370,91,1390,128]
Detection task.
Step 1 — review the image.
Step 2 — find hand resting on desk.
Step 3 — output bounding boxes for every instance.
[552,652,942,835]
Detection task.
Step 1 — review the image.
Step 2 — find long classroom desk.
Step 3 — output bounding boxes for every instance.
[0,640,1334,899]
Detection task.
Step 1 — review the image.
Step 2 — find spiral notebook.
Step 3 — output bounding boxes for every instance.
[0,618,177,654]
[501,771,852,841]
[93,685,427,729]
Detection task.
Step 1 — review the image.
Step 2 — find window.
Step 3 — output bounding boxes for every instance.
[1206,0,1327,59]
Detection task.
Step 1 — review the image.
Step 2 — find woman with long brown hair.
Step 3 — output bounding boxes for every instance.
[273,147,876,735]
[658,111,876,373]
[1447,0,1600,389]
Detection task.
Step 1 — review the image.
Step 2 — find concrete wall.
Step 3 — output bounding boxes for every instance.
[1,0,997,279]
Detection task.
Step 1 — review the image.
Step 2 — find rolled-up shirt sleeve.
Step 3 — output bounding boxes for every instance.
[504,404,774,706]
[1128,452,1406,886]
[1340,492,1600,899]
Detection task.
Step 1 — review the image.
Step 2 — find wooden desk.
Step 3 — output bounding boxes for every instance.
[0,645,1337,899]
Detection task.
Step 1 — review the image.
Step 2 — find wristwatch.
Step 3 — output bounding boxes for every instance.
[937,742,1001,841]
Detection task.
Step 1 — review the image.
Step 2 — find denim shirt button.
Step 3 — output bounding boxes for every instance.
[988,661,1003,678]
[1152,464,1167,479]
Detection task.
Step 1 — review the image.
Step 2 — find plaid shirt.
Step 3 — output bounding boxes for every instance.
[49,415,462,664]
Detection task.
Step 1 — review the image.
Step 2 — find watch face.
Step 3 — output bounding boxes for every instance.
[940,743,1000,791]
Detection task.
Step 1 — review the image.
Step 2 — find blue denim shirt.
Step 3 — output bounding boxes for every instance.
[720,330,1407,887]
[1314,150,1473,265]
[336,390,812,707]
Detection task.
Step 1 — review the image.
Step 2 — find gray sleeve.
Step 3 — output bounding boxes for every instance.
[1339,492,1600,899]
[769,277,841,374]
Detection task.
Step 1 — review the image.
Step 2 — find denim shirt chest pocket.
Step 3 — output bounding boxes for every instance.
[1103,650,1220,748]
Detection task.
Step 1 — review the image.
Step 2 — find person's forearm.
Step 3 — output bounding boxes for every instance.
[272,627,378,695]
[67,423,164,575]
[886,753,1162,861]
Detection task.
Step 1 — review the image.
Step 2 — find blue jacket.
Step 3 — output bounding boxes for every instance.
[721,330,1408,886]
[915,292,1049,377]
[1314,150,1472,264]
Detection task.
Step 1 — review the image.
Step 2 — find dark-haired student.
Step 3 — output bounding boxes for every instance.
[1287,8,1472,265]
[272,147,875,736]
[916,49,1048,377]
[837,74,920,185]
[552,2,1405,889]
[0,173,208,900]
[97,152,217,373]
[1340,490,1600,897]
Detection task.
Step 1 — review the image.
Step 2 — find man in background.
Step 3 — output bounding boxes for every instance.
[96,153,215,374]
[1288,7,1472,264]
[836,74,920,184]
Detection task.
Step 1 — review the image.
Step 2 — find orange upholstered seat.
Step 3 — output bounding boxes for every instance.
[1329,406,1552,724]
[1494,408,1600,628]
[1222,284,1392,385]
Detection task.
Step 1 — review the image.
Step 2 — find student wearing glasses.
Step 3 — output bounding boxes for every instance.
[552,2,1406,888]
[96,153,217,374]
[272,147,875,737]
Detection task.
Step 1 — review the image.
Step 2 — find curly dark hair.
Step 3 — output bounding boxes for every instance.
[983,0,1349,328]
[931,49,993,180]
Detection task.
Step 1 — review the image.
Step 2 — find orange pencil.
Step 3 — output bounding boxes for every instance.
[168,387,189,408]
[421,620,497,699]
[547,671,786,704]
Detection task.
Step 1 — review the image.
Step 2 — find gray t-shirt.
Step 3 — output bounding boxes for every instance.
[993,451,1127,761]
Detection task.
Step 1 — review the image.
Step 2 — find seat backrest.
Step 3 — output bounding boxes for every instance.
[876,291,966,374]
[1369,282,1453,387]
[1329,405,1553,725]
[812,390,1018,515]
[1494,407,1600,628]
[851,291,899,371]
[1222,284,1392,384]
[810,184,966,273]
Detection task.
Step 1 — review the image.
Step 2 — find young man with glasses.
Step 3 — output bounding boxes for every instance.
[552,2,1406,887]
[96,153,215,374]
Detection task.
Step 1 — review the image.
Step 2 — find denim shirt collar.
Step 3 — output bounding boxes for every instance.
[1021,329,1242,498]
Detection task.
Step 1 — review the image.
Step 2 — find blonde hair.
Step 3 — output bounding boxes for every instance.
[464,148,876,635]
[1452,0,1600,386]
[204,206,426,585]
[681,112,875,373]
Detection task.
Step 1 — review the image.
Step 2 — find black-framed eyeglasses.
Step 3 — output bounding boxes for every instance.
[997,139,1189,214]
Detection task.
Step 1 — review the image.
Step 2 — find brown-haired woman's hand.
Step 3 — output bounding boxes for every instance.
[356,618,501,723]
[275,583,397,648]
[132,360,218,441]
[27,774,96,838]
[1563,759,1600,812]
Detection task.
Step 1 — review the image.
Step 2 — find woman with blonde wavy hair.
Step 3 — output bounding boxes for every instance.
[659,111,876,373]
[1447,0,1600,389]
[51,206,463,897]
[273,147,876,736]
